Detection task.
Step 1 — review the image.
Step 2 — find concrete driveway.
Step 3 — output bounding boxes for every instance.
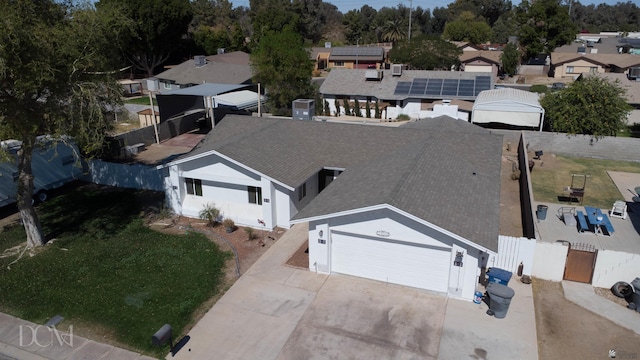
[170,223,537,360]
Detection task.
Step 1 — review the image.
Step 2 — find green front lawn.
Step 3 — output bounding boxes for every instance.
[0,187,229,356]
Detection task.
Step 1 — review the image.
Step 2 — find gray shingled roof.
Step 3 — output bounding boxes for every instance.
[174,115,502,251]
[155,51,252,86]
[319,69,491,101]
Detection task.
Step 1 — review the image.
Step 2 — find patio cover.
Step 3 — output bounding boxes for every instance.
[213,90,266,110]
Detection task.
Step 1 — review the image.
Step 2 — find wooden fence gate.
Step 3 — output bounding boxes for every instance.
[563,243,597,283]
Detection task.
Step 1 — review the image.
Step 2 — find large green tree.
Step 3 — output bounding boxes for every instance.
[500,42,520,76]
[516,0,577,59]
[540,76,632,137]
[96,0,193,77]
[447,0,512,27]
[249,0,299,45]
[442,11,492,44]
[389,35,461,70]
[0,1,122,247]
[251,28,314,115]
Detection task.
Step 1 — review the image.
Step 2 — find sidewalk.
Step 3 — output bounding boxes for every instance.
[0,312,156,360]
[562,281,640,335]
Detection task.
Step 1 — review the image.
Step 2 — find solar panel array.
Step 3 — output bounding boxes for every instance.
[331,47,383,57]
[394,76,491,97]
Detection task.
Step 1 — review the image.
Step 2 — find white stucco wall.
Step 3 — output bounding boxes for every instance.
[532,241,568,281]
[591,250,640,288]
[308,208,489,301]
[165,153,293,229]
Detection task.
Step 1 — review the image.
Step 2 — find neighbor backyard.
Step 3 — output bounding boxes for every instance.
[530,154,640,208]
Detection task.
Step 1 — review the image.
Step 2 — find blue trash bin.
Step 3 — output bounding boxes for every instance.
[537,205,548,220]
[487,267,512,286]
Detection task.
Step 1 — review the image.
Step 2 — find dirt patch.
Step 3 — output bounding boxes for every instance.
[500,142,524,237]
[595,286,633,308]
[285,240,309,269]
[533,279,640,359]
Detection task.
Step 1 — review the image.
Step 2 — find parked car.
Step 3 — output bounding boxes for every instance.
[551,82,565,90]
[0,136,83,207]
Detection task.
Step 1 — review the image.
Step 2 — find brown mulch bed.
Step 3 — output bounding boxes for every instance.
[285,240,309,269]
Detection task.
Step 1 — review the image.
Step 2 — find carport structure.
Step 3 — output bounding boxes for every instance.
[472,88,545,130]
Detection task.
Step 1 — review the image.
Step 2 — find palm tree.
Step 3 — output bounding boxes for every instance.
[382,19,406,43]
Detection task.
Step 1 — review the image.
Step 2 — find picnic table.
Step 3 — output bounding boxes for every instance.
[583,206,614,235]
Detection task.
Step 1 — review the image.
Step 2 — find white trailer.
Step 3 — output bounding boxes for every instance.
[0,136,84,207]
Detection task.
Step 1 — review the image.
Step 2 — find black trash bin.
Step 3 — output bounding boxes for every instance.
[631,277,640,313]
[486,282,515,319]
[537,205,548,221]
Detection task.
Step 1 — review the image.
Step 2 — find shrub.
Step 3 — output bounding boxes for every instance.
[530,84,548,94]
[222,218,235,229]
[199,203,220,227]
[244,227,255,240]
[396,114,410,121]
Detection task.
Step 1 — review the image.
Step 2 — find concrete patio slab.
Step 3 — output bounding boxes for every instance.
[438,277,538,360]
[535,201,640,253]
[607,171,640,202]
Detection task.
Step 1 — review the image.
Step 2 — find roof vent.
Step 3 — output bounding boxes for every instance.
[391,64,403,76]
[194,55,207,67]
[365,70,383,81]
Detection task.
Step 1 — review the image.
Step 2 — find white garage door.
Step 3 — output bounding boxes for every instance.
[331,233,451,292]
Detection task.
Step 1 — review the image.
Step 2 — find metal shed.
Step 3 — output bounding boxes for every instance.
[472,88,545,130]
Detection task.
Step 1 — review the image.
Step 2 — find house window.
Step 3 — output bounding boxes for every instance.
[163,82,171,90]
[298,183,307,201]
[590,67,597,73]
[185,178,202,196]
[566,66,574,74]
[248,186,262,205]
[334,61,344,67]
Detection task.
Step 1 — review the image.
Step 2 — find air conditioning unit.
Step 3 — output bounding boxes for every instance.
[365,70,383,80]
[194,55,207,67]
[292,99,315,120]
[391,64,403,76]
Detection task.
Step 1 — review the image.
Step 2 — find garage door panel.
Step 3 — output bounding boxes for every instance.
[331,233,450,292]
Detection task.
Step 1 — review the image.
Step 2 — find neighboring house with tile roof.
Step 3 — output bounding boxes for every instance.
[459,51,502,75]
[319,68,493,121]
[549,53,640,79]
[160,114,503,301]
[154,51,252,93]
[580,72,640,125]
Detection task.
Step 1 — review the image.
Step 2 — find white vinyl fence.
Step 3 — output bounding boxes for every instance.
[592,250,640,288]
[495,235,537,276]
[531,241,569,281]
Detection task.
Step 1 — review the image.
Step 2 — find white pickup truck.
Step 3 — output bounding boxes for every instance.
[0,136,84,207]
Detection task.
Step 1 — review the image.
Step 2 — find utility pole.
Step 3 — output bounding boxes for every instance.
[356,38,360,69]
[408,0,412,43]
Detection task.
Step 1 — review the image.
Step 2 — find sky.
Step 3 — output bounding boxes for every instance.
[232,0,628,15]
